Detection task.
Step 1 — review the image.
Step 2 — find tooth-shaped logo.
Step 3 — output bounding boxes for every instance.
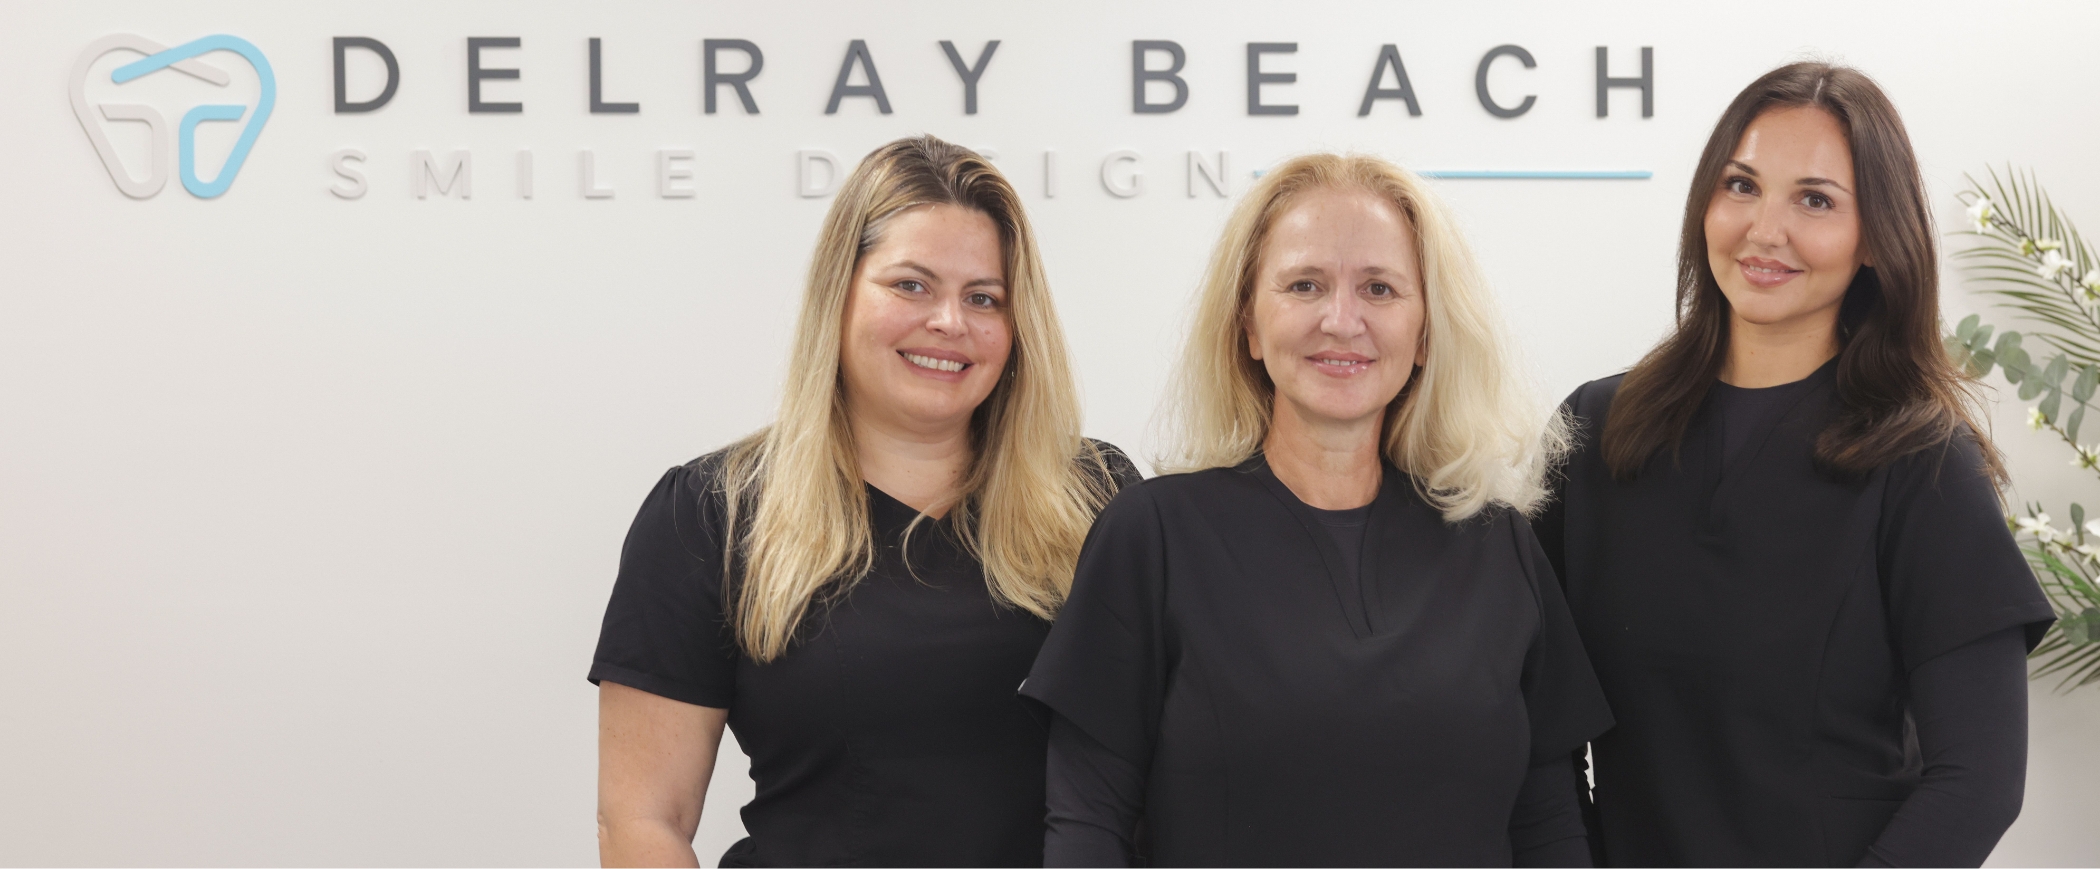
[70,34,276,199]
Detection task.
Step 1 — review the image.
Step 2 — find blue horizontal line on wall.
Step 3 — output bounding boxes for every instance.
[1417,170,1653,180]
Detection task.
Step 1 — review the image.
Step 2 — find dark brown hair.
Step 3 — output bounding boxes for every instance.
[1601,62,2003,484]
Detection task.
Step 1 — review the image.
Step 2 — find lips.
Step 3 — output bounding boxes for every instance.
[1738,257,1803,289]
[898,348,973,376]
[1306,352,1374,376]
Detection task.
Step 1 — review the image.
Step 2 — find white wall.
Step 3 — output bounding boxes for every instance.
[1,0,2095,864]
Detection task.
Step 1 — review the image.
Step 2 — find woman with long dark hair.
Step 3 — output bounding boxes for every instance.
[1537,63,2054,867]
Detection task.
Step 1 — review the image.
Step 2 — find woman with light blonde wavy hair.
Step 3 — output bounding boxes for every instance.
[588,135,1138,868]
[1023,152,1612,867]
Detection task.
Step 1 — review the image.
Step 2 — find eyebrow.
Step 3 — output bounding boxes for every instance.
[1276,264,1406,279]
[889,260,1007,289]
[1726,160,1852,194]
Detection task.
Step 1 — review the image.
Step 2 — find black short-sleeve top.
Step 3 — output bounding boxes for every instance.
[1021,456,1614,867]
[589,441,1141,868]
[1535,368,2056,867]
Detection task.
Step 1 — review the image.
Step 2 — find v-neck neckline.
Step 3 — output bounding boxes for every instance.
[864,482,952,533]
[1247,454,1389,641]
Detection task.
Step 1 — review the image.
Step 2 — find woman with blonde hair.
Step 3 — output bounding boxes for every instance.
[1023,153,1612,866]
[589,135,1138,867]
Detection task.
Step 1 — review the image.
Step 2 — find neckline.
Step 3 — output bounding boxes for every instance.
[1715,356,1839,393]
[863,482,951,527]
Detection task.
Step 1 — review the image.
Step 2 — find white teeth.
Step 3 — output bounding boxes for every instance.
[904,352,968,373]
[1314,358,1367,366]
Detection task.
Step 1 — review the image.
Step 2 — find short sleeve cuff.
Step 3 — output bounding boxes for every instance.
[588,660,733,709]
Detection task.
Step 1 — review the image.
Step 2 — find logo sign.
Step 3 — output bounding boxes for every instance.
[70,34,275,199]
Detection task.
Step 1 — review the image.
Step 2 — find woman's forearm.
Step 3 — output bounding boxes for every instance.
[1861,627,2029,867]
[599,817,702,868]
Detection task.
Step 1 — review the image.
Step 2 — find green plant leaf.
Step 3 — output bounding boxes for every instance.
[1958,313,1980,341]
[2045,355,2071,387]
[2075,364,2097,402]
[2070,402,2086,443]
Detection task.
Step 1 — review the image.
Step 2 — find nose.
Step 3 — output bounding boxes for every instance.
[926,291,967,338]
[1746,197,1787,249]
[1320,287,1367,339]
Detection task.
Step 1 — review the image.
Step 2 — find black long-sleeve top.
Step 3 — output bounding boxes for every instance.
[1045,713,1594,867]
[1536,367,2052,867]
[1024,456,1615,867]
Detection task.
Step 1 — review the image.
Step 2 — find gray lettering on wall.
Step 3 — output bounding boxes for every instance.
[1131,41,1187,114]
[1595,46,1653,118]
[826,40,892,114]
[939,40,999,115]
[1246,43,1298,116]
[333,37,398,113]
[1474,44,1535,119]
[467,37,522,113]
[703,40,763,114]
[1358,44,1420,117]
[589,38,639,113]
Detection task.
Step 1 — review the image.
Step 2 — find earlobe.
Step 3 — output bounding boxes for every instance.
[1243,319,1264,361]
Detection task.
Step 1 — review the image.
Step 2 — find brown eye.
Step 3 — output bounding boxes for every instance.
[1366,282,1394,298]
[1290,280,1320,294]
[966,292,1000,309]
[895,280,927,294]
[1803,192,1834,210]
[1726,177,1757,196]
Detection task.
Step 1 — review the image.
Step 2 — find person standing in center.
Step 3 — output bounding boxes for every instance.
[590,135,1140,867]
[1025,153,1614,867]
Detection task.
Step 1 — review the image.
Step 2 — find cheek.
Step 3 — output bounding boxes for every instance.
[1704,202,1746,257]
[846,289,911,349]
[975,315,1014,370]
[1374,303,1426,360]
[1798,220,1865,277]
[1248,298,1309,354]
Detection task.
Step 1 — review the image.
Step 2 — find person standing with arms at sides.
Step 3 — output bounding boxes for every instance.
[1025,153,1614,867]
[589,135,1140,868]
[1535,63,2055,868]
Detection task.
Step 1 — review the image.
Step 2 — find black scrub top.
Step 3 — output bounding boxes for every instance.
[589,442,1141,867]
[1536,366,2055,867]
[1022,455,1615,867]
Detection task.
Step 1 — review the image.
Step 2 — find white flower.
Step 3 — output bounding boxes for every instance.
[2074,444,2100,470]
[1967,197,1996,233]
[2030,406,2049,430]
[2083,269,2100,301]
[2016,513,2066,543]
[2038,238,2066,252]
[2083,518,2100,538]
[2076,543,2100,565]
[2039,249,2076,281]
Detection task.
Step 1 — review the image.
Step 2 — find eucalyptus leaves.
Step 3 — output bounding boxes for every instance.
[1944,168,2100,689]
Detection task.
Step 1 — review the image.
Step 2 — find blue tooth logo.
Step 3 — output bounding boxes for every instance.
[71,34,275,199]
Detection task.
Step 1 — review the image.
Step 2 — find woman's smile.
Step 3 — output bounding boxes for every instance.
[1737,256,1804,289]
[900,347,974,380]
[1306,351,1375,377]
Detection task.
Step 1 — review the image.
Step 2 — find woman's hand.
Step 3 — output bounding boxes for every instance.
[597,682,729,868]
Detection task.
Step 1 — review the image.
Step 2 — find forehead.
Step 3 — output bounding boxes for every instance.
[1262,186,1417,266]
[866,204,1002,260]
[1733,106,1854,179]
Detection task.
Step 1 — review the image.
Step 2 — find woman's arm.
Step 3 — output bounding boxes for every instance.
[1858,627,2029,868]
[1509,755,1592,867]
[1045,713,1146,867]
[597,682,730,868]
